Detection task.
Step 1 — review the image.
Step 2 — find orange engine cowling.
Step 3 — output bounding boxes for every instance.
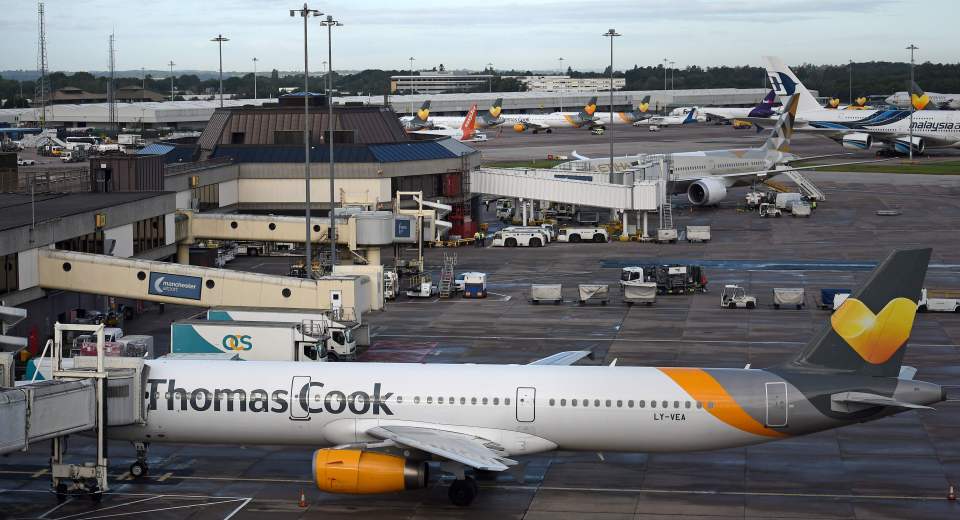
[513,123,527,132]
[313,449,428,494]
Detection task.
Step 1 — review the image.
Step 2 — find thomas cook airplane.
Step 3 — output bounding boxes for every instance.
[109,248,944,506]
[428,98,506,130]
[887,81,960,111]
[400,100,433,131]
[505,96,600,133]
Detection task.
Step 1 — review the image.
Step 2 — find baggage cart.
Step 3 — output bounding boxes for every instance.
[531,284,563,305]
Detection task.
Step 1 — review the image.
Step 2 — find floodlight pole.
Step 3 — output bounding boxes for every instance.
[321,14,343,269]
[907,44,918,161]
[211,34,229,108]
[291,3,321,278]
[604,29,620,184]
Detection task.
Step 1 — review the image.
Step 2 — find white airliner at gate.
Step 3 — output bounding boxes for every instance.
[471,167,660,211]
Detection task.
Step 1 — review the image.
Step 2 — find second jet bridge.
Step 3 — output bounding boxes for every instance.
[471,167,660,211]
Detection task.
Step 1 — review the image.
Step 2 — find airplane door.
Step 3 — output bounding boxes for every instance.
[516,387,536,422]
[290,376,312,421]
[765,382,788,427]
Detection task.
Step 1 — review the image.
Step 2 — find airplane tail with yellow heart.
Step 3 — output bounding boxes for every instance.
[781,248,931,377]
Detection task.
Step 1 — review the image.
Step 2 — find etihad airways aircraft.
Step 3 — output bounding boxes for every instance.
[886,82,960,111]
[763,56,960,154]
[107,248,943,507]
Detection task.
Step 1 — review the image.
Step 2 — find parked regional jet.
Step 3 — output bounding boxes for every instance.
[701,90,779,121]
[108,248,944,507]
[400,100,433,131]
[762,56,960,154]
[505,96,599,133]
[634,107,700,128]
[411,104,481,141]
[886,82,960,111]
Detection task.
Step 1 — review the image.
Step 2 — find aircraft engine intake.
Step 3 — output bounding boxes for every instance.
[313,449,428,494]
[894,136,925,155]
[687,177,728,206]
[841,133,872,151]
[513,122,528,132]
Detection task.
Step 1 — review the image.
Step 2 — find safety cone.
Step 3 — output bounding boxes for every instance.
[948,485,956,501]
[298,488,308,508]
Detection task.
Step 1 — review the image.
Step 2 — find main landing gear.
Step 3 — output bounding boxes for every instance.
[448,476,479,507]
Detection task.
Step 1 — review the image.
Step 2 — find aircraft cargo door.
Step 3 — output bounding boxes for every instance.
[516,387,536,422]
[765,382,788,427]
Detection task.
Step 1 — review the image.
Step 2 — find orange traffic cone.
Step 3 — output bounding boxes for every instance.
[948,485,956,501]
[298,488,308,508]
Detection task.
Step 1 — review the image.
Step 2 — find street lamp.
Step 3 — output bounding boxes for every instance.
[669,60,675,90]
[210,34,229,107]
[252,57,258,99]
[168,60,175,101]
[907,44,918,160]
[558,57,564,111]
[604,29,620,184]
[290,3,322,278]
[662,58,668,92]
[487,62,493,93]
[320,14,343,269]
[409,57,415,95]
[848,59,853,106]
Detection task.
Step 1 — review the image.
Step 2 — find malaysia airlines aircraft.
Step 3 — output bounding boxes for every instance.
[763,56,960,154]
[107,248,943,507]
[886,82,960,111]
[410,104,480,141]
[701,90,779,121]
[505,96,599,133]
[400,100,433,131]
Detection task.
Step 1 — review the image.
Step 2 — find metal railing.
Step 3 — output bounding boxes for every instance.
[164,156,232,176]
[18,168,90,193]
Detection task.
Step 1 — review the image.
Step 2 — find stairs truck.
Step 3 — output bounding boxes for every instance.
[170,320,328,362]
[205,307,361,360]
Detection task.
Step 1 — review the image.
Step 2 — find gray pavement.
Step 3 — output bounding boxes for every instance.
[2,131,960,519]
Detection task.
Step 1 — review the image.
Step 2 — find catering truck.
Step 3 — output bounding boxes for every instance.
[170,320,328,362]
[205,307,362,360]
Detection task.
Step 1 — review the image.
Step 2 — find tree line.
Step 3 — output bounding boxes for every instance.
[1,61,957,108]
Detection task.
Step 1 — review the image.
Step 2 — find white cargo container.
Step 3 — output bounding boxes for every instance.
[685,226,711,242]
[206,307,360,360]
[170,320,328,362]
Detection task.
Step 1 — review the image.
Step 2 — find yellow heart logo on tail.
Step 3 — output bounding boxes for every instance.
[417,108,430,121]
[584,103,596,116]
[831,297,917,364]
[489,106,502,118]
[855,97,867,107]
[912,93,930,110]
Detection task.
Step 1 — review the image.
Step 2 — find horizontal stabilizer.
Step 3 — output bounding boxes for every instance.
[528,350,593,366]
[831,391,932,413]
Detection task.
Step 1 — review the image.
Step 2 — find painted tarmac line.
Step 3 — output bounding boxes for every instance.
[67,499,247,520]
[32,468,49,478]
[0,489,251,500]
[489,484,950,501]
[54,495,161,520]
[374,333,959,349]
[222,497,253,520]
[157,472,173,482]
[38,498,73,519]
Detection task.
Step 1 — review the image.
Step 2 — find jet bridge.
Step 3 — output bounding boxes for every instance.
[37,248,377,312]
[473,167,659,211]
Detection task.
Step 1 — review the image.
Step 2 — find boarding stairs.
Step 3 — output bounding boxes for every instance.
[763,179,792,193]
[438,253,457,299]
[657,156,676,233]
[784,170,826,201]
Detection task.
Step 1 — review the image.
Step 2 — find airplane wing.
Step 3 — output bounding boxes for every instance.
[367,425,517,471]
[712,158,891,180]
[527,350,593,366]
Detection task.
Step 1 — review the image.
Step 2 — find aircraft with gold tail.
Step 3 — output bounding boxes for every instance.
[427,98,506,130]
[590,95,655,127]
[503,96,600,133]
[400,100,434,131]
[886,82,960,111]
[107,248,943,507]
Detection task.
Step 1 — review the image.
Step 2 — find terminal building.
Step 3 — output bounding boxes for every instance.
[390,71,494,95]
[506,75,626,92]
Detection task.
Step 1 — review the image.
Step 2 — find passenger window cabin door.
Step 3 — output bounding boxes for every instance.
[765,381,788,427]
[516,387,536,422]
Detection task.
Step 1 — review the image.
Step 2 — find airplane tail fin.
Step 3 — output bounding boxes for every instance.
[489,98,503,118]
[910,81,931,110]
[762,56,822,114]
[416,100,431,122]
[461,104,478,140]
[638,95,651,113]
[580,96,598,118]
[762,94,799,154]
[748,90,778,117]
[682,108,697,124]
[779,248,931,377]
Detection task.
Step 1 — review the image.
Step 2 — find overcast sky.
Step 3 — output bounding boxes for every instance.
[2,0,957,74]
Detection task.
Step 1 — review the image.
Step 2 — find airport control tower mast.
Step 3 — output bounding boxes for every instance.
[35,1,48,129]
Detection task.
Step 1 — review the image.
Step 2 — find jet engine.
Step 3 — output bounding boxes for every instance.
[894,136,925,155]
[687,177,728,206]
[313,449,428,494]
[513,122,528,132]
[841,133,872,151]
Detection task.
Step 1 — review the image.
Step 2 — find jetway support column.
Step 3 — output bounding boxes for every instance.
[521,198,528,226]
[366,247,381,266]
[176,244,190,265]
[642,212,649,239]
[620,210,629,241]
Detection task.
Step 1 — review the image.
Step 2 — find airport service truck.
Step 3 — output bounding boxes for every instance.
[918,289,960,312]
[205,307,361,360]
[170,320,328,362]
[556,227,608,243]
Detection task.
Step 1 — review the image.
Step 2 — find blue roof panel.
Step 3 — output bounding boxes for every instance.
[368,141,458,162]
[137,143,175,155]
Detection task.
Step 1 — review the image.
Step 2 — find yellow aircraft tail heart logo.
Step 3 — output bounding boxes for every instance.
[489,106,502,118]
[912,93,930,111]
[639,102,649,113]
[831,297,917,364]
[855,97,867,107]
[828,98,840,108]
[584,103,596,116]
[417,108,430,121]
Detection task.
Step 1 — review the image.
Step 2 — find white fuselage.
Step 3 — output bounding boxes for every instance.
[111,360,780,453]
[797,108,960,148]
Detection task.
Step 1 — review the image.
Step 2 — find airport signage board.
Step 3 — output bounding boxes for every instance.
[394,216,416,243]
[148,272,203,300]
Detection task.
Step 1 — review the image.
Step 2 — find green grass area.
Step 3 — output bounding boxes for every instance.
[799,159,960,175]
[483,159,566,169]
